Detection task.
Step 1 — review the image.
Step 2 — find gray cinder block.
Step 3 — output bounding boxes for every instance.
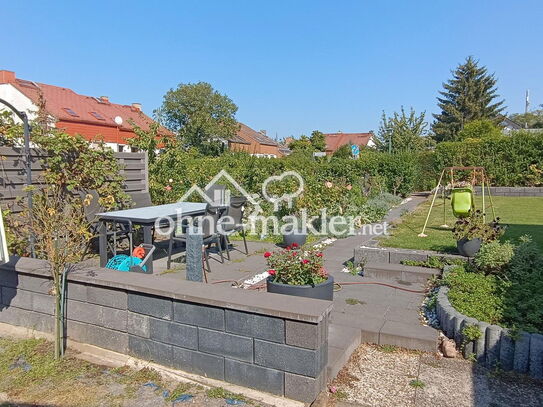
[226,310,284,343]
[127,312,150,338]
[173,301,224,330]
[68,320,128,353]
[485,325,502,368]
[225,359,284,396]
[171,347,225,380]
[529,333,543,379]
[150,318,198,350]
[513,331,531,373]
[499,329,515,371]
[254,339,323,377]
[461,318,478,359]
[128,335,173,367]
[198,328,253,362]
[101,307,128,332]
[285,319,326,350]
[128,293,172,320]
[87,285,127,310]
[284,371,326,403]
[389,250,427,264]
[31,292,55,315]
[475,322,489,365]
[66,282,87,302]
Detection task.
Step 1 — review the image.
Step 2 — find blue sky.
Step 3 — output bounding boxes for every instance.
[2,1,542,139]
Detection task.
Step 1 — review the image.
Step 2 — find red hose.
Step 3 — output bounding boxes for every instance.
[210,279,427,293]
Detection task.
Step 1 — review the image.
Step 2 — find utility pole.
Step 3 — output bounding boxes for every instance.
[525,90,530,129]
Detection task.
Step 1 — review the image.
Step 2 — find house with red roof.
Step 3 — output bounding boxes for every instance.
[0,70,171,152]
[323,132,375,155]
[229,122,284,157]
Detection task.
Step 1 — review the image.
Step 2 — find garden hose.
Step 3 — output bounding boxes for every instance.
[210,279,428,294]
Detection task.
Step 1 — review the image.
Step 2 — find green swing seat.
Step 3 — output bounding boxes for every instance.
[451,187,474,218]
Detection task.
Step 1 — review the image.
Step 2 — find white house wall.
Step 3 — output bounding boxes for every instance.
[0,84,40,123]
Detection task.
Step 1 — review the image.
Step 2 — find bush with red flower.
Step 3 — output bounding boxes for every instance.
[265,244,328,286]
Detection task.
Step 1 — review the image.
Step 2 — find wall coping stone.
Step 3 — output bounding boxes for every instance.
[0,256,332,323]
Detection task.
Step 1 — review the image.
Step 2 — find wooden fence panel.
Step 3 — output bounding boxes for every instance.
[0,147,148,212]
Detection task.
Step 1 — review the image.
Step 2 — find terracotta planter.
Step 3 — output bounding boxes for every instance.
[267,275,334,301]
[457,238,482,257]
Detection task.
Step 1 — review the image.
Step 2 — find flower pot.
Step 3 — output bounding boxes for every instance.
[266,275,334,301]
[282,227,307,247]
[457,238,482,257]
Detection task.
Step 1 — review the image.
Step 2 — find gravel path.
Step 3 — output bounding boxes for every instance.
[330,344,543,407]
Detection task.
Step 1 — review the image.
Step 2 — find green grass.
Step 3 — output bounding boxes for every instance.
[380,196,543,252]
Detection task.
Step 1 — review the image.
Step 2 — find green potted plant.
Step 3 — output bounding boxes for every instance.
[452,210,504,257]
[264,243,333,300]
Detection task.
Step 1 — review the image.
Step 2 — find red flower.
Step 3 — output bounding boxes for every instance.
[316,252,323,257]
[302,259,310,264]
[263,251,272,258]
[164,185,172,191]
[291,242,299,248]
[268,269,276,276]
[286,246,291,251]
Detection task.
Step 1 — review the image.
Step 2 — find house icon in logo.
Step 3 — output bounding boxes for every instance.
[178,170,262,217]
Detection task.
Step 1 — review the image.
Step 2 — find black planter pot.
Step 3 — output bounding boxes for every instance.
[457,237,482,257]
[267,275,334,301]
[282,227,307,247]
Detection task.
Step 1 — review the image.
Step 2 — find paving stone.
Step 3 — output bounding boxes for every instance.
[127,312,150,338]
[149,318,198,350]
[173,301,224,330]
[284,371,325,403]
[225,359,284,396]
[128,292,172,320]
[198,328,253,362]
[128,335,173,367]
[87,285,127,309]
[254,339,323,377]
[330,312,384,344]
[226,309,284,343]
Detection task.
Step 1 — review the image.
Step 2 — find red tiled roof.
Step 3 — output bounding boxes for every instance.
[5,76,171,135]
[324,132,373,152]
[236,123,278,146]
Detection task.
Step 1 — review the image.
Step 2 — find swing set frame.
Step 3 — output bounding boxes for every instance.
[418,166,496,237]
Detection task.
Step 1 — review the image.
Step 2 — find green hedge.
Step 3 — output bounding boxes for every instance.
[149,132,543,211]
[431,132,543,187]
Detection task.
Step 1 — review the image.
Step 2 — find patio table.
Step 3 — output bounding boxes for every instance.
[97,202,208,274]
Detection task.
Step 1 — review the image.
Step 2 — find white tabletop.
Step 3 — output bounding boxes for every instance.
[97,202,208,223]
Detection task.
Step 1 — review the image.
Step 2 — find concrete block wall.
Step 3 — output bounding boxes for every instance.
[473,186,543,197]
[437,267,543,379]
[0,257,332,403]
[354,246,465,265]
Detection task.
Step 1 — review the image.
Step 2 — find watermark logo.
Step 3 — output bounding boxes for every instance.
[155,170,389,238]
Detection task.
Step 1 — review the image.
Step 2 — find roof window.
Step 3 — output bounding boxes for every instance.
[63,107,79,117]
[90,111,106,121]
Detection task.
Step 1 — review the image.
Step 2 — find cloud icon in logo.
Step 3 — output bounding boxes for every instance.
[261,171,304,211]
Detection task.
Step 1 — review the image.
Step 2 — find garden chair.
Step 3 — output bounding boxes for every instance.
[205,184,227,205]
[79,190,133,257]
[166,203,225,272]
[221,196,248,257]
[128,191,153,208]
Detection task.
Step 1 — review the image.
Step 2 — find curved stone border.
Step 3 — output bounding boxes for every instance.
[437,266,543,379]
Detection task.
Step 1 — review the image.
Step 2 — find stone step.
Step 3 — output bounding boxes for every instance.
[326,322,361,380]
[379,320,438,352]
[363,262,439,283]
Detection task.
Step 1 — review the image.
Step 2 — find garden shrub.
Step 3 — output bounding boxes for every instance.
[443,266,509,325]
[474,241,515,275]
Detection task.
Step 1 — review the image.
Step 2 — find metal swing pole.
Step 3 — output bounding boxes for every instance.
[419,169,446,237]
[481,168,486,223]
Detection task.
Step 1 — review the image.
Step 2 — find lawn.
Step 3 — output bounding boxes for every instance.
[380,196,543,253]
